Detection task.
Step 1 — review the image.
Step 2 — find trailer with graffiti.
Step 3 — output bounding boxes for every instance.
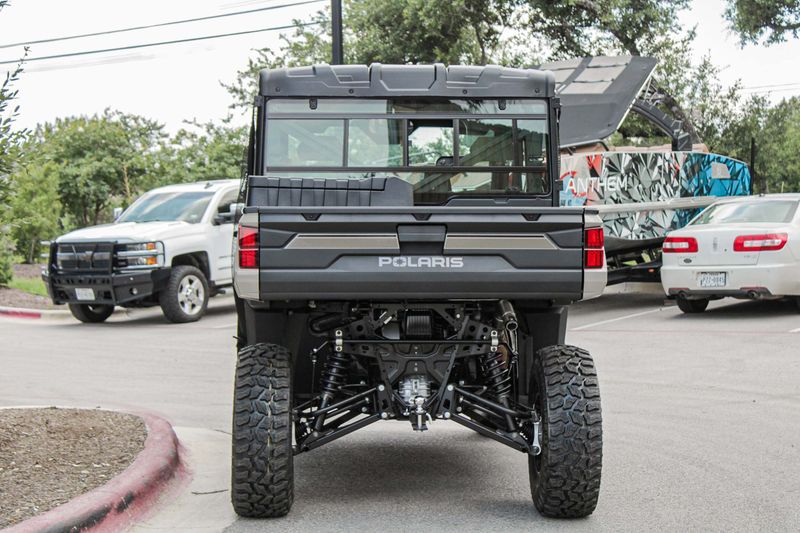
[541,56,753,283]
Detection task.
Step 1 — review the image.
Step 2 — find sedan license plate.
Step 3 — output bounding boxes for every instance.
[697,272,726,288]
[74,288,95,301]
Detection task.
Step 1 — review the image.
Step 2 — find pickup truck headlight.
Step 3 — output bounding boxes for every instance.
[116,241,165,269]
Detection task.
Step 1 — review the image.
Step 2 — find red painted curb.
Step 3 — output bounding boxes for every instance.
[0,308,42,319]
[6,412,183,533]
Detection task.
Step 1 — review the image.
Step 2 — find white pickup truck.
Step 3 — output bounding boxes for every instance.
[42,180,240,323]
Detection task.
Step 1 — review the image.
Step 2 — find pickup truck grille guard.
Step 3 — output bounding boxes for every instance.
[292,302,541,456]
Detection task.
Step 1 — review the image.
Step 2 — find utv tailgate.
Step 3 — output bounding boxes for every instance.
[249,206,590,301]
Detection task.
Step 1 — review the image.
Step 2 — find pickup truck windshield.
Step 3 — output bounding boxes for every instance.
[117,191,214,224]
[263,98,550,204]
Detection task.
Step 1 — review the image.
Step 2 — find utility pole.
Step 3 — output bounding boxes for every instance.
[331,0,343,64]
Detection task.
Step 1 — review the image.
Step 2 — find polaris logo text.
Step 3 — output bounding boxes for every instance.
[378,256,464,268]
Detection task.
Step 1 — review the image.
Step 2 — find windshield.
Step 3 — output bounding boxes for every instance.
[691,200,799,226]
[262,98,550,204]
[117,191,214,224]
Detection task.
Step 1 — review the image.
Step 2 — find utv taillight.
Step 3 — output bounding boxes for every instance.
[663,236,698,253]
[733,233,787,252]
[584,227,605,269]
[238,224,258,269]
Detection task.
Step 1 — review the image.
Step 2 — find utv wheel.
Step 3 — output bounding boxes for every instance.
[676,297,709,314]
[68,303,114,323]
[160,265,209,323]
[529,345,602,518]
[231,343,294,518]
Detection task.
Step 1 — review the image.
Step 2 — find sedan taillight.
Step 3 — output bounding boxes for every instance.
[663,236,698,253]
[238,224,258,269]
[733,233,788,252]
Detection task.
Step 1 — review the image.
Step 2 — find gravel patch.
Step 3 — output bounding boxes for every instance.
[0,287,56,310]
[0,407,147,528]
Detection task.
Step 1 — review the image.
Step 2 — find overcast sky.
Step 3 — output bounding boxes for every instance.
[1,0,798,133]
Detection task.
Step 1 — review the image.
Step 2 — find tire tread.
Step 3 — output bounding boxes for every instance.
[231,343,294,518]
[530,344,602,518]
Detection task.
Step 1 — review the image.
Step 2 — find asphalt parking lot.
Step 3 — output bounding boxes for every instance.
[1,291,799,532]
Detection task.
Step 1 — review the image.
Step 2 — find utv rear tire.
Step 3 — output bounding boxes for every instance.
[231,343,294,518]
[677,297,709,314]
[68,304,114,323]
[160,265,209,323]
[529,345,602,518]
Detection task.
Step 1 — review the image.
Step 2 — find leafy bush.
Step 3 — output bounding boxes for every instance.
[0,233,13,286]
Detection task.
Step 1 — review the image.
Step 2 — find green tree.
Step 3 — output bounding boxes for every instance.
[8,158,62,263]
[0,0,26,283]
[724,0,800,45]
[163,119,248,183]
[32,110,167,226]
[752,97,800,192]
[225,0,521,109]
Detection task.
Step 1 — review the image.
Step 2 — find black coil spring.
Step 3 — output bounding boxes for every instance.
[320,350,350,397]
[480,350,512,398]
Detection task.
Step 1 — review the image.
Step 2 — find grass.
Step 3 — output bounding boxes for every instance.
[8,276,48,297]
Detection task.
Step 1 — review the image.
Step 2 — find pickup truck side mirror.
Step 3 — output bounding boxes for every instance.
[214,212,234,225]
[113,207,123,220]
[214,203,243,225]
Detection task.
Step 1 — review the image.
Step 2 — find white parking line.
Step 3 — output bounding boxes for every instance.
[571,308,664,331]
[211,324,235,329]
[790,326,800,333]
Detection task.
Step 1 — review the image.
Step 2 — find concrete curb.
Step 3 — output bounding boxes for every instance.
[0,306,69,320]
[6,411,184,533]
[0,306,130,321]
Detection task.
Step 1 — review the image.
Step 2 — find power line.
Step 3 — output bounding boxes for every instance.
[0,22,318,65]
[741,82,800,91]
[0,0,324,50]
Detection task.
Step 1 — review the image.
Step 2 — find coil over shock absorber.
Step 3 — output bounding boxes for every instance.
[480,333,513,400]
[315,330,350,431]
[480,330,515,430]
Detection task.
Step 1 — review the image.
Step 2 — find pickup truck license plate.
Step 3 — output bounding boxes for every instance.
[697,272,726,288]
[74,288,95,301]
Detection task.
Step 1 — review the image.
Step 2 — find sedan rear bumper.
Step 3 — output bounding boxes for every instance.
[661,262,800,299]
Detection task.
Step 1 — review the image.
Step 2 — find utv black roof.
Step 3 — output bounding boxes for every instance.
[259,63,555,99]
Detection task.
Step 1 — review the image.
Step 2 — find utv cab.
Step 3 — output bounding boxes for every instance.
[232,63,606,519]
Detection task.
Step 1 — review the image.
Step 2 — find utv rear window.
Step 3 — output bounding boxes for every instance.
[262,97,551,200]
[691,200,799,225]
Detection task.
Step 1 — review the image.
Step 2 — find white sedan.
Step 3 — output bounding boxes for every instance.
[661,194,800,313]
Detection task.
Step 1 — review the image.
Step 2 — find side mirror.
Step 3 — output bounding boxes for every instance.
[113,207,123,220]
[214,212,234,225]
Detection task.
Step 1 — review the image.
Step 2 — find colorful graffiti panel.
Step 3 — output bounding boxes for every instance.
[560,151,752,240]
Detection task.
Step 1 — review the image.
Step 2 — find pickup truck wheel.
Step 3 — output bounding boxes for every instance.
[529,345,602,518]
[160,266,209,323]
[676,297,709,314]
[231,343,294,518]
[68,304,114,323]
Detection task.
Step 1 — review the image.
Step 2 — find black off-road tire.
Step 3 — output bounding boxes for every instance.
[529,345,602,518]
[68,303,114,323]
[231,343,294,518]
[677,297,709,314]
[159,265,209,323]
